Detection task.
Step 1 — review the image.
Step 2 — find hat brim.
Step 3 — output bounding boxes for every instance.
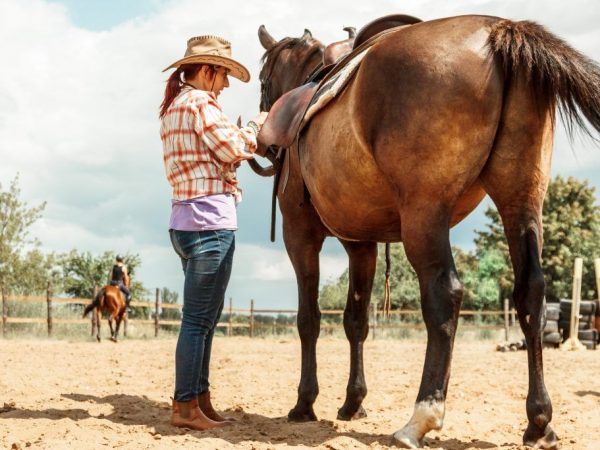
[162,55,250,82]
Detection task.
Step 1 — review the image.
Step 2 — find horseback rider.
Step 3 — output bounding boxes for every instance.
[108,255,132,311]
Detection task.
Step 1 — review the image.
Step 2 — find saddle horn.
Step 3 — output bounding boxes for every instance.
[343,26,356,38]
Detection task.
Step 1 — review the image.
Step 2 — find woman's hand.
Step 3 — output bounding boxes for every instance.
[248,111,269,135]
[252,111,269,128]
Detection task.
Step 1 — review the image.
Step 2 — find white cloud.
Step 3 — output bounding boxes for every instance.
[232,243,348,282]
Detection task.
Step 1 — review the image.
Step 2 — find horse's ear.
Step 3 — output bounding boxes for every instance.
[258,25,276,49]
[302,29,313,40]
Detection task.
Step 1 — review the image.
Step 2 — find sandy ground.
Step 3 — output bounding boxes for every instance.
[0,336,599,450]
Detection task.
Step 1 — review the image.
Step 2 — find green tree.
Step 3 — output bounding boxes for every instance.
[475,175,600,302]
[462,248,509,310]
[0,175,51,294]
[372,243,420,310]
[58,250,148,300]
[319,269,349,310]
[319,243,421,311]
[10,250,61,295]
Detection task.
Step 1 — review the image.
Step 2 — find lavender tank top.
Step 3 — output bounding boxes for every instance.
[169,193,237,231]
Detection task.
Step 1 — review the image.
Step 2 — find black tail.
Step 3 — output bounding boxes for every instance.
[83,288,104,317]
[489,19,600,140]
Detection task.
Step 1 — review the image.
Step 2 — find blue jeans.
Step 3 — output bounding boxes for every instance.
[169,229,235,401]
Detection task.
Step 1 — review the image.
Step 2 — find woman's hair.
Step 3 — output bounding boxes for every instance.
[159,64,215,118]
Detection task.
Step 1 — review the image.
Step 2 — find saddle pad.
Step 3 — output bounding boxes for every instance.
[302,48,370,127]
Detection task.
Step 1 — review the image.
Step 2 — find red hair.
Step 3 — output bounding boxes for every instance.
[159,64,215,118]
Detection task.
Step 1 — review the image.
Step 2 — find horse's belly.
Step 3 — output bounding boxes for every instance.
[299,107,402,241]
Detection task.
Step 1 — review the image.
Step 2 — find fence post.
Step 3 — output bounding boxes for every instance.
[91,286,98,337]
[155,288,160,337]
[510,307,516,327]
[250,299,255,338]
[562,257,585,350]
[1,286,6,338]
[503,298,509,342]
[46,282,53,337]
[228,297,233,337]
[594,258,600,300]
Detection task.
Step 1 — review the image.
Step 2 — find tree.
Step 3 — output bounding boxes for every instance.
[462,248,509,310]
[372,243,420,310]
[58,250,148,300]
[319,268,349,310]
[475,176,600,302]
[318,244,482,312]
[319,243,421,311]
[10,250,61,295]
[0,175,50,294]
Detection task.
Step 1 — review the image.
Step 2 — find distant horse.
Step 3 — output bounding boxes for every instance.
[83,285,127,342]
[256,15,600,449]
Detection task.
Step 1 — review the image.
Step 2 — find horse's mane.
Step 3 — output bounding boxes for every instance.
[259,36,324,110]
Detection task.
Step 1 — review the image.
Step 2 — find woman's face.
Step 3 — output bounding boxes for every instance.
[207,66,230,97]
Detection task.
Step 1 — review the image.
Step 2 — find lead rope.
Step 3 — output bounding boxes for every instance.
[383,243,391,317]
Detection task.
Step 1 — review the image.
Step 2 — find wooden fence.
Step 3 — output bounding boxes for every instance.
[0,286,518,339]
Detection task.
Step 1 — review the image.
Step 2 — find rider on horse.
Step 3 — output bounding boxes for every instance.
[108,255,132,311]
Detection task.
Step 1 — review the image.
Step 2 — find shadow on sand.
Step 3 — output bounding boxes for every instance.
[0,393,498,448]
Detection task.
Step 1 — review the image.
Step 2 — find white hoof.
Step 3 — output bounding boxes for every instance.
[393,399,445,449]
[392,431,422,448]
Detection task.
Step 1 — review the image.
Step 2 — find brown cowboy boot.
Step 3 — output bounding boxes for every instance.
[197,391,237,422]
[171,397,227,430]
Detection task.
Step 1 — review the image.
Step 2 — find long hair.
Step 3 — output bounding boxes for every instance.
[159,64,214,118]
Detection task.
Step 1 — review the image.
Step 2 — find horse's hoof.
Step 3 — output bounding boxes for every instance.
[110,337,117,343]
[288,406,318,422]
[523,423,559,449]
[96,337,101,342]
[392,432,424,449]
[337,404,367,421]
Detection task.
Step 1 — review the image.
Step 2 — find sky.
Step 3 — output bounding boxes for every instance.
[1,0,599,309]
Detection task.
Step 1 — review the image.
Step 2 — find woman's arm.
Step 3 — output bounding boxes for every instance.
[197,96,258,164]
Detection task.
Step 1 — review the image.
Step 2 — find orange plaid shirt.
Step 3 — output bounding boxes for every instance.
[160,87,258,201]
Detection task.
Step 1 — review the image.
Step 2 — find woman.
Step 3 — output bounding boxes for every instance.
[160,35,267,430]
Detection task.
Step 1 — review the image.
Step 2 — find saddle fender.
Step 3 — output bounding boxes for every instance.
[257,81,319,152]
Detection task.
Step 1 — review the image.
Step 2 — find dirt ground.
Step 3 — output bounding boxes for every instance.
[0,336,598,450]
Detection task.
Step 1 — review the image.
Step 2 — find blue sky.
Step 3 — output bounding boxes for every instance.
[49,0,164,30]
[1,0,599,309]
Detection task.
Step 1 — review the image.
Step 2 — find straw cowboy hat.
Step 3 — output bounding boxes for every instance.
[163,35,250,82]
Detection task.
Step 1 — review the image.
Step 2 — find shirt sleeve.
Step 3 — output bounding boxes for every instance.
[195,94,258,164]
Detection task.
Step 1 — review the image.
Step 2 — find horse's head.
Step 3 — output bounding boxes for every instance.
[258,25,325,111]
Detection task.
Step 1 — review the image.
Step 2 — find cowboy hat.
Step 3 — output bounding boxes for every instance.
[163,35,250,82]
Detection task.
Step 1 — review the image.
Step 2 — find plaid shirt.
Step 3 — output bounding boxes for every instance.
[160,87,257,201]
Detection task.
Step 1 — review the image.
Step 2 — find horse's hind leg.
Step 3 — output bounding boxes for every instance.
[392,211,463,448]
[95,309,101,342]
[108,316,116,342]
[480,78,557,448]
[337,240,377,420]
[114,311,125,342]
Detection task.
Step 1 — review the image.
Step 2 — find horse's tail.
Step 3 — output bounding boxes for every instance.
[83,288,104,317]
[488,19,600,140]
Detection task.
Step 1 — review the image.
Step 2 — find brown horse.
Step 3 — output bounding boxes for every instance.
[83,285,127,342]
[256,15,600,449]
